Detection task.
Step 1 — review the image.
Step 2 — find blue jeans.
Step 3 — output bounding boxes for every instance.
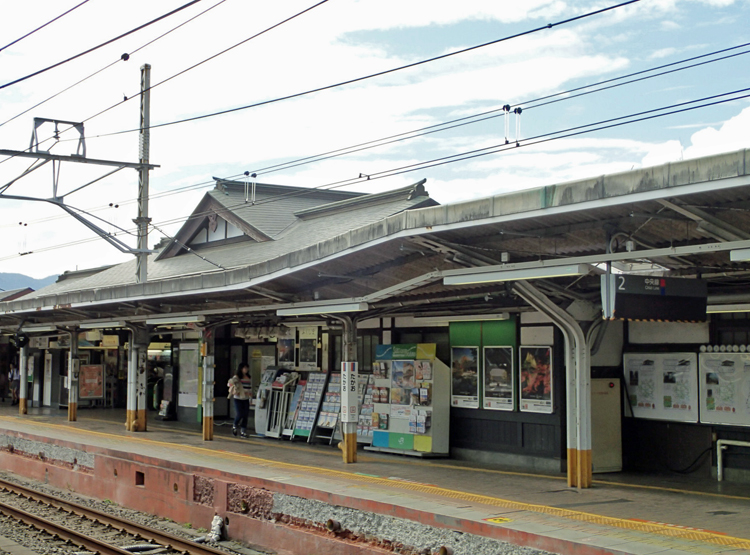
[233,398,250,432]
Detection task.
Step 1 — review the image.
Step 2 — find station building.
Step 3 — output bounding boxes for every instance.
[3,148,750,488]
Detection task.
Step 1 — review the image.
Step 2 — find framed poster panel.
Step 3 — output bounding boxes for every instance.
[79,364,104,399]
[277,338,295,369]
[298,327,318,370]
[623,353,698,422]
[519,346,553,413]
[699,352,750,426]
[178,342,200,407]
[451,346,479,408]
[483,346,514,410]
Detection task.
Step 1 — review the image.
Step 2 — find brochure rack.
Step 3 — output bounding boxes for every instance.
[309,372,341,445]
[291,372,327,440]
[266,372,299,438]
[364,345,450,457]
[282,380,305,438]
[356,375,376,443]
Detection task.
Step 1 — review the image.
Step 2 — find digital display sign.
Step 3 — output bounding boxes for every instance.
[602,275,707,322]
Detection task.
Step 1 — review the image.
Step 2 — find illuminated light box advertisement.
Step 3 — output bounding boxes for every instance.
[483,346,514,411]
[451,346,479,408]
[699,353,750,427]
[623,353,698,423]
[519,346,553,414]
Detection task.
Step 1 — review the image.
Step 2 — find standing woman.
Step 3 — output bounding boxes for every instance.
[227,363,252,438]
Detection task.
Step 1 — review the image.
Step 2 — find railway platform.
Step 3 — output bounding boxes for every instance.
[0,403,749,555]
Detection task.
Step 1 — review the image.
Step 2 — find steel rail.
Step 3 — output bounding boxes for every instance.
[0,498,135,555]
[0,477,227,555]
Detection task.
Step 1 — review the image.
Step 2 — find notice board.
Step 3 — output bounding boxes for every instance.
[699,352,750,427]
[623,352,698,422]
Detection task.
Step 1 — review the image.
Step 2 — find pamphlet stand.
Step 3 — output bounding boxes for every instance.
[364,345,450,457]
[254,366,282,436]
[291,372,327,440]
[309,372,341,445]
[266,373,299,438]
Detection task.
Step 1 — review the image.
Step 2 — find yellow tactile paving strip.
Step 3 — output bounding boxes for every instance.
[5,416,750,552]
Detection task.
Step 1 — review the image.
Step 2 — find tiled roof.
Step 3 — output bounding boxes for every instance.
[21,180,436,299]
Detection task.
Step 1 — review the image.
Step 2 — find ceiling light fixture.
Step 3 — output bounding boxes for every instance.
[444,264,591,286]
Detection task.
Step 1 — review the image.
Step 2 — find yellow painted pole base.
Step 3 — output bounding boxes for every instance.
[68,402,77,422]
[125,409,137,431]
[19,398,28,415]
[202,417,214,440]
[567,448,592,489]
[567,448,577,488]
[133,409,147,432]
[338,432,358,463]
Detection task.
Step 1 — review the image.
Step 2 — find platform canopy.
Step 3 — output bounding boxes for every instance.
[3,150,750,330]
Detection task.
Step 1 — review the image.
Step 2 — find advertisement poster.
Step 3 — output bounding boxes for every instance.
[298,327,318,370]
[451,346,479,408]
[699,353,750,426]
[277,338,295,368]
[390,360,415,409]
[623,353,698,422]
[483,346,514,410]
[79,365,104,399]
[519,346,553,413]
[178,343,200,407]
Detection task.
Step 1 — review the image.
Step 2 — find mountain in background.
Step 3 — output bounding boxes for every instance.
[0,273,58,293]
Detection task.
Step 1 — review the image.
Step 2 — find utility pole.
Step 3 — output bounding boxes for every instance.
[134,63,152,284]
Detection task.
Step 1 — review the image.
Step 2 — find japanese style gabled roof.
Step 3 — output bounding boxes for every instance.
[13,178,438,301]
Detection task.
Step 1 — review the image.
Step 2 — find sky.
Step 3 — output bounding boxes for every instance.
[1,0,750,280]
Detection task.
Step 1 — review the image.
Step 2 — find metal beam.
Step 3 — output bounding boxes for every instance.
[0,149,158,170]
[442,238,750,280]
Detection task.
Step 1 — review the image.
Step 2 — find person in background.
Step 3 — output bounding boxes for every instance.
[227,362,252,438]
[0,363,7,402]
[9,362,20,406]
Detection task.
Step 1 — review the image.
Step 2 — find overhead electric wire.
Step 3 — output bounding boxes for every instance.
[0,0,331,164]
[67,0,641,141]
[0,0,91,54]
[77,0,332,129]
[154,87,750,223]
[4,38,746,230]
[0,0,228,129]
[248,41,750,178]
[5,83,744,262]
[0,0,204,91]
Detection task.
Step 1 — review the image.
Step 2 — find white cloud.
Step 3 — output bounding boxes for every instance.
[649,47,679,59]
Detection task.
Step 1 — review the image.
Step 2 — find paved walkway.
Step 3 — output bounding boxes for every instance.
[1,404,750,555]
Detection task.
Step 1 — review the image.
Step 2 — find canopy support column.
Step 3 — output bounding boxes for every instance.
[513,281,592,488]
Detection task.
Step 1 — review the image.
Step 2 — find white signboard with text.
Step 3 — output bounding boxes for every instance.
[341,362,359,423]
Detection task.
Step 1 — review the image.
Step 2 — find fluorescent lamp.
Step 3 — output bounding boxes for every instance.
[444,264,591,286]
[707,304,750,314]
[412,313,509,324]
[79,321,126,329]
[730,249,750,262]
[277,302,368,316]
[145,315,206,325]
[20,325,58,333]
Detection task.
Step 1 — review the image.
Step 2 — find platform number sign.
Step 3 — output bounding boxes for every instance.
[601,274,707,322]
[341,362,359,423]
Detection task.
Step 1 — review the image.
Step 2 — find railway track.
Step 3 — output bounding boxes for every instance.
[0,477,232,555]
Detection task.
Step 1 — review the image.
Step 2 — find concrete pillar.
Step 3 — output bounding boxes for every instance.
[336,316,358,463]
[18,345,28,415]
[202,343,215,441]
[68,331,78,421]
[126,326,149,431]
